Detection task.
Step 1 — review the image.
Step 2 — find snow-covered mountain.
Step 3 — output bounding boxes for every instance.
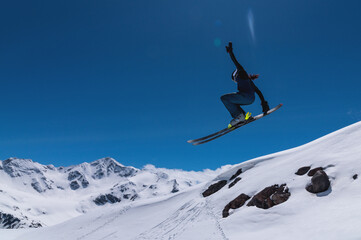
[0,157,225,229]
[2,121,361,240]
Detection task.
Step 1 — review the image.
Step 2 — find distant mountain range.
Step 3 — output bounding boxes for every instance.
[0,157,225,229]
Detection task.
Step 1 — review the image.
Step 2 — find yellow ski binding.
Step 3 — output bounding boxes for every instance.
[228,112,251,129]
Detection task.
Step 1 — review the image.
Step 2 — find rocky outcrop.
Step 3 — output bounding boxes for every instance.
[110,182,138,200]
[171,179,180,193]
[353,174,358,180]
[308,167,323,176]
[202,180,227,197]
[81,179,89,188]
[94,194,121,206]
[222,193,250,218]
[229,168,242,181]
[295,166,311,176]
[68,171,89,189]
[229,177,241,188]
[306,170,330,193]
[0,212,42,229]
[68,171,82,181]
[70,181,80,190]
[0,212,21,229]
[247,184,290,209]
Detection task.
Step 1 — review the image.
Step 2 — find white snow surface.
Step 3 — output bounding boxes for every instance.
[2,121,361,239]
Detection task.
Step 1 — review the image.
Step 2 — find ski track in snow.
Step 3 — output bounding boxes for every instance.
[205,198,229,240]
[133,195,229,240]
[76,206,131,240]
[134,200,205,240]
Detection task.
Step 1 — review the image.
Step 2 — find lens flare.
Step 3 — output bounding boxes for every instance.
[247,9,255,43]
[214,38,221,47]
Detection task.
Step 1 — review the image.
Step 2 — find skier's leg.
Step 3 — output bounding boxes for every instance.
[220,93,243,118]
[221,93,255,126]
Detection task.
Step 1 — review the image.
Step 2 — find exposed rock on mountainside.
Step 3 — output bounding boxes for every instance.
[306,170,330,193]
[222,193,250,218]
[228,177,241,188]
[295,166,311,176]
[308,167,324,176]
[94,194,121,206]
[171,179,180,193]
[202,180,227,197]
[247,184,290,209]
[229,168,242,181]
[0,212,42,229]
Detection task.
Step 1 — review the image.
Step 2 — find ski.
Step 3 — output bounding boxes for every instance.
[188,104,283,145]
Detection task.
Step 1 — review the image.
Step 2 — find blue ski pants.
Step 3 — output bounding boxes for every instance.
[220,92,255,118]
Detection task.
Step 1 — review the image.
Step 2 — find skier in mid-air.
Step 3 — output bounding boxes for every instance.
[221,42,270,128]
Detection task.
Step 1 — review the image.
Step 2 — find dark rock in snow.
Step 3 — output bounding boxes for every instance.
[31,181,43,193]
[70,181,80,190]
[81,179,89,188]
[123,194,131,199]
[308,167,323,177]
[0,212,42,229]
[229,168,243,181]
[112,182,136,192]
[29,221,43,228]
[171,179,180,193]
[202,180,227,197]
[353,174,358,180]
[94,194,121,206]
[247,184,290,209]
[229,177,241,188]
[68,171,82,181]
[223,193,250,218]
[295,166,311,176]
[0,212,21,229]
[306,170,330,193]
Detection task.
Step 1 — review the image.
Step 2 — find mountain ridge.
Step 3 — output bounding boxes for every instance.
[0,157,225,229]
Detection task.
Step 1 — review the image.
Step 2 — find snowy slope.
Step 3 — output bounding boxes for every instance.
[3,121,361,240]
[0,157,224,229]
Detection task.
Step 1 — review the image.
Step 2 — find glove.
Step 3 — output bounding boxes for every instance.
[225,42,233,53]
[249,74,259,80]
[261,101,270,114]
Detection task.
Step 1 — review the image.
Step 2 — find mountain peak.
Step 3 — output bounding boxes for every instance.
[90,157,138,179]
[2,158,43,178]
[90,157,123,167]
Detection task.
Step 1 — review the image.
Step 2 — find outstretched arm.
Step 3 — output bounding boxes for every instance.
[251,81,270,114]
[226,42,248,78]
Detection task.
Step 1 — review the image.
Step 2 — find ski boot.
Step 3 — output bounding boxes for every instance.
[228,112,252,129]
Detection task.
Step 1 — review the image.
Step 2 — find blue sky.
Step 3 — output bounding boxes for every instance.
[1,0,361,171]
